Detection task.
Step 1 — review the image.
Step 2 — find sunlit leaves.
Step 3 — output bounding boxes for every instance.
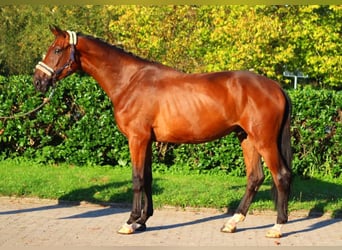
[0,5,340,87]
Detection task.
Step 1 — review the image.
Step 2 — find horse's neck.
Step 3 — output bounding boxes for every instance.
[78,36,143,102]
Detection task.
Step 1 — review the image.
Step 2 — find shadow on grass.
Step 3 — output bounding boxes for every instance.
[292,176,341,218]
[0,180,134,216]
[57,177,164,205]
[296,177,342,219]
[0,179,162,218]
[57,180,132,206]
[56,178,165,219]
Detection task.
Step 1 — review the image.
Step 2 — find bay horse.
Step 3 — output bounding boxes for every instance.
[33,26,292,238]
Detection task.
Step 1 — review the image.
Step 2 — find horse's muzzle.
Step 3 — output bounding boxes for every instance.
[33,75,52,94]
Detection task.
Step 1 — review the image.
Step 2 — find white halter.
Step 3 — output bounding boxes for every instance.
[66,30,77,45]
[35,30,77,77]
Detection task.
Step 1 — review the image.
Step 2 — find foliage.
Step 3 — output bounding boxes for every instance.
[0,75,341,179]
[0,5,341,88]
[0,75,128,166]
[291,86,342,178]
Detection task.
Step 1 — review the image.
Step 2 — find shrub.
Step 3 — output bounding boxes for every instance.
[290,86,342,177]
[0,75,128,166]
[0,75,341,178]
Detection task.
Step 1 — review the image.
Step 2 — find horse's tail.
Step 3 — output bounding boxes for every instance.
[279,90,293,173]
[272,90,293,206]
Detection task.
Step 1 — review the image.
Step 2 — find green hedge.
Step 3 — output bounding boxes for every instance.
[0,75,341,178]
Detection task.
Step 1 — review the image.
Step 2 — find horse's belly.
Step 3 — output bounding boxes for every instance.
[153,115,235,143]
[153,88,238,143]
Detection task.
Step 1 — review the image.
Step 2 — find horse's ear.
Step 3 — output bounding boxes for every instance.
[49,25,64,36]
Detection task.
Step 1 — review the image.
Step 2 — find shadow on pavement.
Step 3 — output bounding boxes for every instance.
[0,204,63,215]
[283,216,342,237]
[147,213,227,232]
[59,206,130,219]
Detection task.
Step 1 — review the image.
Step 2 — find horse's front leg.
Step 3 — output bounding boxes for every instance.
[118,137,153,234]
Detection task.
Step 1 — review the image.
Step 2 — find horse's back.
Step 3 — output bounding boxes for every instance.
[150,70,286,143]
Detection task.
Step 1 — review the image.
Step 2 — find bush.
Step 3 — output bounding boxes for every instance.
[0,75,341,178]
[0,75,128,166]
[290,86,342,177]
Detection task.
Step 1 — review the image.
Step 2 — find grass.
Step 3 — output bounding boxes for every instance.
[0,158,341,217]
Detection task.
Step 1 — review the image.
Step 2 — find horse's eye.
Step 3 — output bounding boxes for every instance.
[54,48,62,54]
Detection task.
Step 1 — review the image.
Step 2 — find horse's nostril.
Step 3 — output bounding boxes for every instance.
[34,80,40,87]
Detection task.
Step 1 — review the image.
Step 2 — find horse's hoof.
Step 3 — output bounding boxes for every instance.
[265,229,282,238]
[135,223,146,232]
[117,222,145,234]
[117,223,135,234]
[221,223,236,233]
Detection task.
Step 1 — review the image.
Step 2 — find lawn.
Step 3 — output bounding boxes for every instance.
[0,158,341,217]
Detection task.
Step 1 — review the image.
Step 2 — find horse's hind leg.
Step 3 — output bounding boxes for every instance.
[221,134,264,233]
[259,144,291,238]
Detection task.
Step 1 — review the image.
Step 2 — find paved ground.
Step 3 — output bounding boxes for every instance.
[0,197,341,247]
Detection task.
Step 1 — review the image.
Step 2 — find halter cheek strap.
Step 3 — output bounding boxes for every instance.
[35,30,77,77]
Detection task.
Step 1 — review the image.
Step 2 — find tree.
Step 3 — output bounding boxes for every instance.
[0,5,340,88]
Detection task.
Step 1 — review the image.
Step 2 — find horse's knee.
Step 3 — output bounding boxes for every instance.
[132,175,144,191]
[282,169,292,186]
[247,172,265,192]
[276,168,292,193]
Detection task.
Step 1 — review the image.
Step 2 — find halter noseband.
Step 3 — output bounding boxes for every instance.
[35,30,77,81]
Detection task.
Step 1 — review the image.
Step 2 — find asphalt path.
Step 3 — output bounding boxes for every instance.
[0,197,341,247]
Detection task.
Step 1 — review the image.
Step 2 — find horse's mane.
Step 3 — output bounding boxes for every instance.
[78,33,159,65]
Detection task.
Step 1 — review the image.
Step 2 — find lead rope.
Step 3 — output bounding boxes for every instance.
[1,30,77,121]
[0,88,55,121]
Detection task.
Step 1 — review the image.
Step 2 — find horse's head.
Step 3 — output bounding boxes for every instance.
[33,26,80,93]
